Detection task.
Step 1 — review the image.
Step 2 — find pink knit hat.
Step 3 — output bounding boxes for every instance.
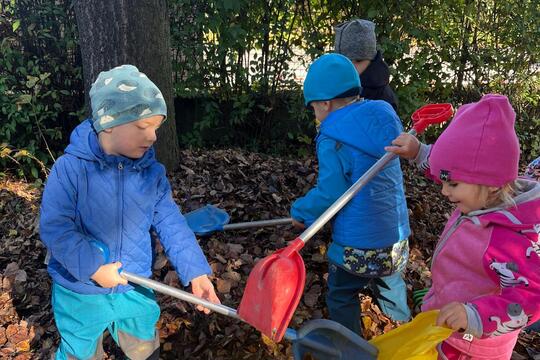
[429,94,520,187]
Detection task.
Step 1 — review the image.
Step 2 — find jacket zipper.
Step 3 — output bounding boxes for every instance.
[113,162,124,293]
[423,215,467,304]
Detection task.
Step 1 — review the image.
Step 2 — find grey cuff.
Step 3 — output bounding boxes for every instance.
[410,143,431,171]
[464,303,483,338]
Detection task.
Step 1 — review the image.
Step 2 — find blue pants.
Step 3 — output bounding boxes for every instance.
[52,283,160,360]
[326,264,411,335]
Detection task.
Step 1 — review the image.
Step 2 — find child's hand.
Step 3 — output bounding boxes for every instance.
[384,133,421,159]
[91,262,128,288]
[436,302,468,332]
[292,219,306,230]
[191,275,221,314]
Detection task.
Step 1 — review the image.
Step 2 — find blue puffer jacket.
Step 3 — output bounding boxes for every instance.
[40,120,211,294]
[291,100,410,264]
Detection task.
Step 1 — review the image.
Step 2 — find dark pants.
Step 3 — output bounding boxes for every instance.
[326,263,410,335]
[526,319,540,333]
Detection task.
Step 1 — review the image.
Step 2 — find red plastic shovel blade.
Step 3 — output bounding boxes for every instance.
[238,238,306,342]
[412,103,454,133]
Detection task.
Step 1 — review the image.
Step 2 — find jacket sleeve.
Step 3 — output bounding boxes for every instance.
[290,138,350,226]
[39,156,105,282]
[464,226,540,338]
[152,171,211,286]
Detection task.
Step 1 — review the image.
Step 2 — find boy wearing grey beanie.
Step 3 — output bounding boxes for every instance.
[40,65,220,359]
[335,19,399,111]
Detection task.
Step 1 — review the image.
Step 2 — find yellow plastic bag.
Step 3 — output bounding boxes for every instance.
[369,310,453,360]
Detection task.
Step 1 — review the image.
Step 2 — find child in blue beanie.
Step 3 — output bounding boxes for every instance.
[291,53,411,335]
[40,65,220,360]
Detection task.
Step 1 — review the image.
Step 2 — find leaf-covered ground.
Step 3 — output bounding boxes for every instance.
[1,149,538,359]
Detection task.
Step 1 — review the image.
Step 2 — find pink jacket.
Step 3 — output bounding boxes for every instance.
[422,179,540,359]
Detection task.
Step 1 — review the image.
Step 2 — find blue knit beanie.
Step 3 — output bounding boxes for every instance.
[89,65,167,132]
[303,53,361,106]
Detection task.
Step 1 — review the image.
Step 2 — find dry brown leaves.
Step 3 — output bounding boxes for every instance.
[0,149,538,359]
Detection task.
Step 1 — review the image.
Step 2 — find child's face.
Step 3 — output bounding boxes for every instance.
[352,59,370,75]
[440,181,492,214]
[100,115,164,159]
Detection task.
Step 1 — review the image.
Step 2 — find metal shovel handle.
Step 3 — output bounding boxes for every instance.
[121,270,241,320]
[222,218,292,231]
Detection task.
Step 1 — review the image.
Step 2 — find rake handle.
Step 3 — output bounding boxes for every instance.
[222,218,292,231]
[298,129,418,244]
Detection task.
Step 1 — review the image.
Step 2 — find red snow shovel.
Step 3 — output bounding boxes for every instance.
[237,103,454,342]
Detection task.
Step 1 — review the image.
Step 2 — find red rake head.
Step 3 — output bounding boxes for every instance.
[238,239,306,342]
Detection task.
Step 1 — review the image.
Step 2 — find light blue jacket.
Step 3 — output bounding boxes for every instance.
[291,100,410,267]
[40,120,211,294]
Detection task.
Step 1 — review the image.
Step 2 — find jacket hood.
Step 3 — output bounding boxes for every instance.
[472,179,540,233]
[64,119,156,170]
[319,99,401,158]
[360,51,390,89]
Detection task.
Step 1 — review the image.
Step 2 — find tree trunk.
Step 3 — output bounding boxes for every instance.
[74,0,179,171]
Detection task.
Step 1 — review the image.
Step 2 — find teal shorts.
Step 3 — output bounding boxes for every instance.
[52,283,160,360]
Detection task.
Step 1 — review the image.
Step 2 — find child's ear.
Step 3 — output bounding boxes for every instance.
[323,100,332,112]
[488,186,500,194]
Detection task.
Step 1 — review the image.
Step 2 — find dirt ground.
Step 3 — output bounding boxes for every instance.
[1,149,538,359]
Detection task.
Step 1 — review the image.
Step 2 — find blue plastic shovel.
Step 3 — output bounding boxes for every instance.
[184,204,291,236]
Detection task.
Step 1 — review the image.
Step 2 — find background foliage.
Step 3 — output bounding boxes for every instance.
[1,0,539,179]
[0,0,83,181]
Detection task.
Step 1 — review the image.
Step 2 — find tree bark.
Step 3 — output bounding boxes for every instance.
[74,0,179,171]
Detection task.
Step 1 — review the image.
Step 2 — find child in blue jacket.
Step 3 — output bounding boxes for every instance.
[291,54,411,335]
[40,65,219,360]
[525,156,540,181]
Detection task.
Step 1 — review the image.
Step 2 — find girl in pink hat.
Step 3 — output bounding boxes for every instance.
[386,94,540,359]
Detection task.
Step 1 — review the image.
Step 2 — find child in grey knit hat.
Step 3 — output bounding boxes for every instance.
[334,19,399,111]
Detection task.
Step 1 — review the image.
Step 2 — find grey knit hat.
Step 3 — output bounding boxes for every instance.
[90,64,167,132]
[334,19,377,61]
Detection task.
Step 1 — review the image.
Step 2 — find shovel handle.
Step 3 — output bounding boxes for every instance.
[89,241,240,318]
[222,218,292,231]
[120,271,241,320]
[298,103,453,244]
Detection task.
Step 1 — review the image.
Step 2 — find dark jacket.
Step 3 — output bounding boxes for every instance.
[360,51,399,112]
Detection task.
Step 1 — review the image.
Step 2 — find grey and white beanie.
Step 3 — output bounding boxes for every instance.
[334,19,377,61]
[89,64,167,132]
